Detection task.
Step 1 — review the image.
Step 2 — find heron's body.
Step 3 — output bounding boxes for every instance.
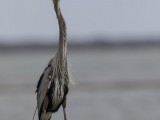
[35,0,73,120]
[37,55,69,120]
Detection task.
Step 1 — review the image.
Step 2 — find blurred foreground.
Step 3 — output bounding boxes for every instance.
[0,46,160,120]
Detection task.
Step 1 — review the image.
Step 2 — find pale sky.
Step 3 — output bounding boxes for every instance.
[0,0,160,43]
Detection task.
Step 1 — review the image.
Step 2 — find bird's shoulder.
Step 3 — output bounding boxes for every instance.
[36,63,54,93]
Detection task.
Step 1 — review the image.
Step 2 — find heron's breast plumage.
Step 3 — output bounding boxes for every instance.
[48,76,67,112]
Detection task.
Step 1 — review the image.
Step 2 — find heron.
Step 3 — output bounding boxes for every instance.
[33,0,74,120]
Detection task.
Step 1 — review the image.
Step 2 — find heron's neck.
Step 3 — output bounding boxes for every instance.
[54,0,67,60]
[58,12,67,59]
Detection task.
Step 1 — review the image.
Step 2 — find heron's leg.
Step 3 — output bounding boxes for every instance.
[62,96,67,120]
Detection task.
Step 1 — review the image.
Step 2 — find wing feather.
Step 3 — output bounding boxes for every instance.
[37,66,54,114]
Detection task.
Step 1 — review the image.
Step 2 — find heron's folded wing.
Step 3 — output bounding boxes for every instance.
[37,66,53,113]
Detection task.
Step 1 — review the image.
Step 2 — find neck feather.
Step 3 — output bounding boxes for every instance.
[53,0,67,60]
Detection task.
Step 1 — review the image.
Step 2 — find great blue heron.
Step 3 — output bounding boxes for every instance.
[33,0,74,120]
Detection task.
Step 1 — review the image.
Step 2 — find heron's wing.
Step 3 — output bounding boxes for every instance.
[36,66,53,113]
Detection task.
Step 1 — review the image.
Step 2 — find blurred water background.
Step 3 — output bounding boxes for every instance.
[1,45,160,120]
[1,0,160,120]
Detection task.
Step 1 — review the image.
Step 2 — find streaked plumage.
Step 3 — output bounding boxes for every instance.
[34,0,74,120]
